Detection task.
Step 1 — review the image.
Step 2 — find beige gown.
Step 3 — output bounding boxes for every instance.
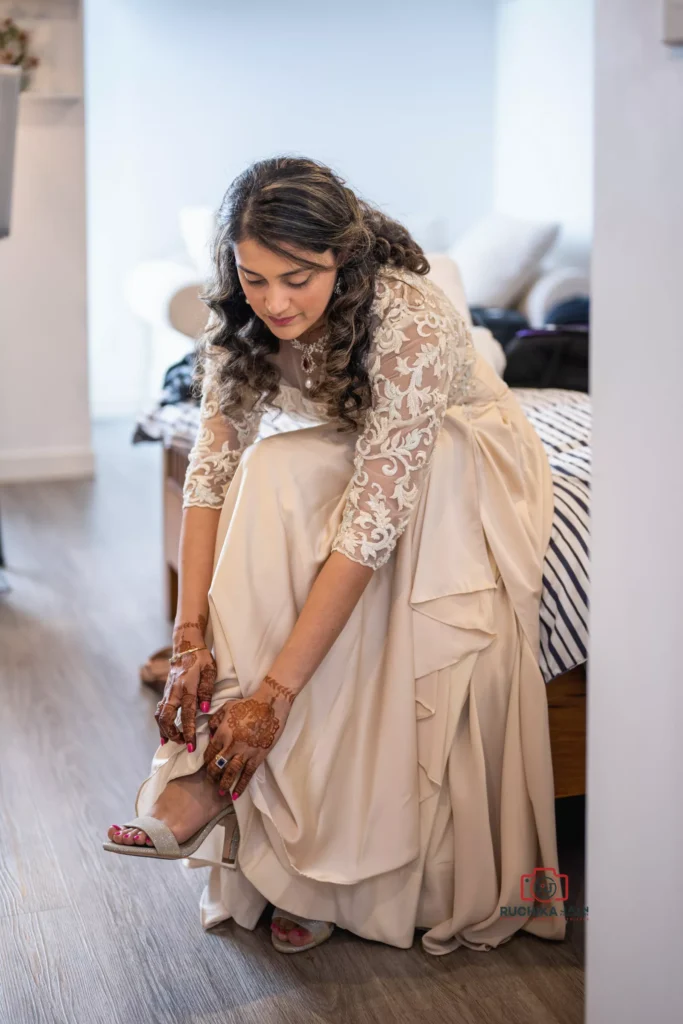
[135,267,567,955]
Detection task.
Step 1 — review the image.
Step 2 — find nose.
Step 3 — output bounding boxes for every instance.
[264,286,292,318]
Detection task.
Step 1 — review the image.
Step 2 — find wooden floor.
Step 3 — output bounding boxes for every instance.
[0,420,585,1024]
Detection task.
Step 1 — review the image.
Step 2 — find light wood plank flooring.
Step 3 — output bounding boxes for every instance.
[0,420,585,1024]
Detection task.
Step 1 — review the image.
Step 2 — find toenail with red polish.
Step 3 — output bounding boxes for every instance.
[187,743,195,753]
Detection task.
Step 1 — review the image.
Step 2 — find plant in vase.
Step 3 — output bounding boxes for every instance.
[0,17,39,92]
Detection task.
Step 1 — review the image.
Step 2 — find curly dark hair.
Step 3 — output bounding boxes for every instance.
[195,156,430,430]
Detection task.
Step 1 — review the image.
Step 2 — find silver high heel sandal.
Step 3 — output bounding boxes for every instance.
[102,806,238,864]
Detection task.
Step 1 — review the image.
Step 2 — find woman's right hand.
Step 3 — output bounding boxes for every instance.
[154,619,217,751]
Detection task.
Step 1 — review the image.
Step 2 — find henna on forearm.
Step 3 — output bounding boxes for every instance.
[172,614,207,652]
[262,674,296,706]
[173,614,207,634]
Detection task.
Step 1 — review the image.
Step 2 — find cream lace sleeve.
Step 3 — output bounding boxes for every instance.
[331,273,474,569]
[182,348,262,509]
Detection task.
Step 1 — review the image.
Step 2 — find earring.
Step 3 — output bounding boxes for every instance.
[244,297,250,305]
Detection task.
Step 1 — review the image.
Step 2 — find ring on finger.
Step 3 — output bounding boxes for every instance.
[221,755,245,794]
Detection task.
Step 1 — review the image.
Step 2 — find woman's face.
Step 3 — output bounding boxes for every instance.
[234,237,337,341]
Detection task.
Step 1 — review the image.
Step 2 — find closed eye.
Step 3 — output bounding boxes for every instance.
[243,275,312,289]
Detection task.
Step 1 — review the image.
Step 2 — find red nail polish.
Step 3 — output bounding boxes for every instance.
[232,793,239,801]
[218,789,226,796]
[187,743,195,753]
[200,702,210,713]
[160,737,167,745]
[111,825,121,832]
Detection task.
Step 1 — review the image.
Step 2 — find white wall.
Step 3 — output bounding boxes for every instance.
[587,2,683,1022]
[84,0,498,417]
[494,0,594,268]
[0,6,92,483]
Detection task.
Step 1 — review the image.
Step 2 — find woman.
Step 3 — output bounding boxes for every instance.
[104,157,566,956]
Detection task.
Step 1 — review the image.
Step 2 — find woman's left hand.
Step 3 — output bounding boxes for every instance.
[203,674,297,798]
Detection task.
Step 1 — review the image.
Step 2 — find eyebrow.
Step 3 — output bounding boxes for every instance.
[237,264,314,279]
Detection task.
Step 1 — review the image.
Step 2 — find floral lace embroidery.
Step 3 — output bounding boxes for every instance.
[330,270,475,569]
[182,360,262,508]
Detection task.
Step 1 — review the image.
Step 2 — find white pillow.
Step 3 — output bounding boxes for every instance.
[471,326,506,378]
[449,212,559,309]
[425,254,505,377]
[425,252,473,325]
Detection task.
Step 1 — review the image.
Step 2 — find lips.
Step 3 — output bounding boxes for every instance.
[269,315,297,327]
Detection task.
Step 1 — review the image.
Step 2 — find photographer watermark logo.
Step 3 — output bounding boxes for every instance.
[499,867,589,921]
[520,866,568,902]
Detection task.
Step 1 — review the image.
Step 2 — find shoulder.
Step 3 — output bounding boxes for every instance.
[371,265,467,333]
[369,266,471,364]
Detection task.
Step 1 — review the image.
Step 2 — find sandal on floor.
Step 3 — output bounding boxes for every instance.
[271,909,334,953]
[139,646,173,690]
[102,806,237,863]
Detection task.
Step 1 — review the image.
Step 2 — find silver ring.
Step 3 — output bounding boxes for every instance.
[214,755,228,770]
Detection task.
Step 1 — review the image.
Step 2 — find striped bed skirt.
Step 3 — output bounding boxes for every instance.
[514,389,590,683]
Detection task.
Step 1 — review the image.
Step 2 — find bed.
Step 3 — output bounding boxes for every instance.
[134,386,589,799]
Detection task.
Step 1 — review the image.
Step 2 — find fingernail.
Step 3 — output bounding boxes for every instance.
[232,793,239,801]
[218,789,226,796]
[160,737,167,745]
[200,702,210,713]
[187,743,195,753]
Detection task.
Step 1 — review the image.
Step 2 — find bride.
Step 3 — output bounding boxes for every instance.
[103,156,566,957]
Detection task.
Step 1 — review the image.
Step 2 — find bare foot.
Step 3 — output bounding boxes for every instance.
[107,768,231,849]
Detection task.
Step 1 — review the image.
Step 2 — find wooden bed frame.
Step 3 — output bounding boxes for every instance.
[162,445,586,800]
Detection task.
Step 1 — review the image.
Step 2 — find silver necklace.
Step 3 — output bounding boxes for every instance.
[290,333,328,390]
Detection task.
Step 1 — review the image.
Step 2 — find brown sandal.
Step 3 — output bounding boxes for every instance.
[139,645,172,691]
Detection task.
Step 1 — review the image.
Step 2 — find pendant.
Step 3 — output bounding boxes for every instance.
[301,352,314,375]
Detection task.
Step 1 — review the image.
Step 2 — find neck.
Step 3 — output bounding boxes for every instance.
[297,319,326,344]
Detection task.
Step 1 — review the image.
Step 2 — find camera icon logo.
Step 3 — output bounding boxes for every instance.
[520,866,569,903]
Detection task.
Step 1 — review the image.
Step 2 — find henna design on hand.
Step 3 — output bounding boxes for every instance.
[155,693,182,742]
[226,699,280,749]
[262,674,296,705]
[197,660,217,707]
[170,647,199,669]
[155,632,215,743]
[202,676,294,790]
